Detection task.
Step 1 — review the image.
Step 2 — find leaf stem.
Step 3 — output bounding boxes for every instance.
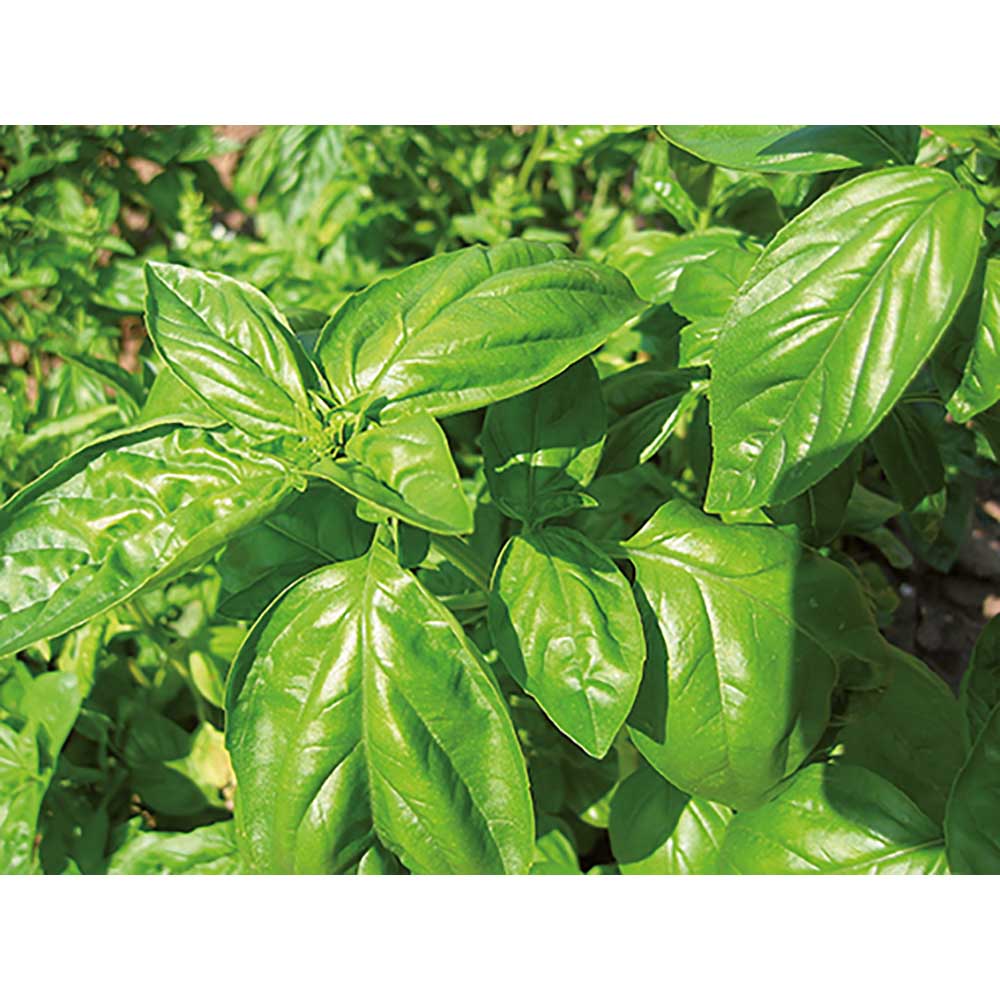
[516,126,549,193]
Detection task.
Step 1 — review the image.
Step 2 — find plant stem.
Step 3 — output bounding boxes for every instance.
[516,125,549,193]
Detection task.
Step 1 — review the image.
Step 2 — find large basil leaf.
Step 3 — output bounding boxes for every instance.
[106,819,242,874]
[481,359,605,524]
[227,544,534,874]
[660,126,920,173]
[608,763,732,874]
[310,411,473,535]
[707,168,982,512]
[139,367,221,428]
[1,672,82,873]
[145,262,324,440]
[836,651,964,824]
[218,483,374,620]
[945,702,1000,874]
[960,616,1000,749]
[489,527,644,758]
[0,424,293,655]
[624,500,892,809]
[316,240,643,420]
[720,764,948,874]
[947,257,1000,421]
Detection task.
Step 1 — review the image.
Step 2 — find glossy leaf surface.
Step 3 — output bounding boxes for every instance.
[227,545,534,874]
[948,258,1000,421]
[145,262,323,440]
[609,763,732,874]
[482,359,605,524]
[0,424,292,655]
[489,527,644,757]
[660,126,920,173]
[707,168,982,511]
[311,412,473,535]
[316,240,643,420]
[720,764,948,874]
[625,500,891,809]
[107,820,242,874]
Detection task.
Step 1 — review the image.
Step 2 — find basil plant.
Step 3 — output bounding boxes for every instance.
[4,124,1000,875]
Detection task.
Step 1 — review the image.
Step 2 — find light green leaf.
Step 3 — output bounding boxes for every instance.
[720,764,948,874]
[0,424,293,656]
[707,167,982,512]
[947,258,1000,421]
[227,544,534,874]
[316,240,643,420]
[624,500,893,809]
[531,816,582,874]
[660,126,920,173]
[489,527,644,758]
[311,412,473,535]
[107,820,242,874]
[1,672,82,873]
[481,359,605,525]
[609,763,732,874]
[145,262,325,440]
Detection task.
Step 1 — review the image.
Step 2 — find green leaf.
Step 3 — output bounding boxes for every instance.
[145,262,325,440]
[139,368,221,428]
[947,258,1000,421]
[311,411,473,535]
[765,450,858,546]
[609,763,732,874]
[531,816,582,874]
[107,820,242,874]
[960,616,1000,749]
[0,424,293,656]
[489,527,645,758]
[227,544,534,874]
[599,367,699,476]
[720,764,948,874]
[218,482,374,620]
[316,240,643,420]
[871,404,945,510]
[624,500,892,809]
[660,126,920,173]
[945,702,1000,874]
[481,359,605,524]
[836,651,965,824]
[707,167,982,512]
[1,672,82,873]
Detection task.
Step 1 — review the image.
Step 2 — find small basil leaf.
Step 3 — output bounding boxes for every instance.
[227,544,534,874]
[0,424,293,655]
[145,262,325,440]
[720,764,948,874]
[482,359,605,525]
[707,167,982,512]
[608,763,732,874]
[310,412,473,536]
[947,257,1000,422]
[871,404,945,510]
[489,527,645,758]
[317,240,643,420]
